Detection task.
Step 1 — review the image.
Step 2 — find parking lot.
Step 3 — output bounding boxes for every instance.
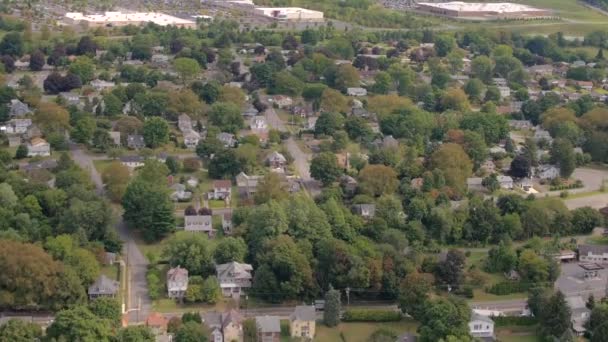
[555,262,608,299]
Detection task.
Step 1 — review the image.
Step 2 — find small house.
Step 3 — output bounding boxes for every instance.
[146,312,168,335]
[120,155,145,168]
[90,79,115,91]
[151,54,170,67]
[178,114,192,132]
[340,175,358,195]
[236,172,262,197]
[536,165,559,180]
[466,177,484,192]
[352,204,376,219]
[566,296,590,336]
[59,92,80,106]
[167,266,188,299]
[216,261,253,297]
[577,81,593,91]
[109,131,121,146]
[221,310,244,342]
[468,313,495,340]
[9,99,30,117]
[243,105,259,117]
[183,130,201,149]
[209,180,232,200]
[88,275,119,299]
[170,183,192,201]
[127,134,145,149]
[273,95,293,108]
[266,151,287,168]
[217,132,236,148]
[289,306,316,339]
[184,215,214,237]
[27,138,50,157]
[497,86,511,99]
[578,244,608,263]
[250,116,268,130]
[256,316,281,342]
[497,175,514,189]
[222,213,233,235]
[347,87,367,97]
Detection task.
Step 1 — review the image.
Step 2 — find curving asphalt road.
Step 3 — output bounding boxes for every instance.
[70,144,151,323]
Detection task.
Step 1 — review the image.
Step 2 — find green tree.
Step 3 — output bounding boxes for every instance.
[323,286,341,327]
[464,78,485,103]
[551,138,576,178]
[430,143,473,193]
[435,34,456,57]
[571,207,603,234]
[358,164,398,197]
[201,276,221,304]
[539,291,572,340]
[0,32,23,57]
[213,237,247,264]
[46,306,113,341]
[117,326,155,342]
[485,242,517,273]
[471,55,494,84]
[310,152,342,186]
[122,179,174,241]
[270,70,304,96]
[174,321,209,342]
[163,231,214,276]
[89,298,121,326]
[418,297,471,342]
[71,116,96,144]
[254,172,288,205]
[315,112,344,137]
[143,117,169,148]
[174,57,201,84]
[373,71,392,94]
[208,149,242,179]
[208,102,243,133]
[15,144,28,159]
[398,272,434,320]
[68,56,95,83]
[0,319,42,342]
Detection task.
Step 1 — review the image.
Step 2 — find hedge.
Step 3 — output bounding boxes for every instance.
[485,282,530,295]
[342,309,402,322]
[493,316,538,327]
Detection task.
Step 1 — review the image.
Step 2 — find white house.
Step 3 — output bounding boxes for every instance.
[178,114,192,132]
[209,180,232,200]
[222,213,233,235]
[167,266,188,299]
[217,133,236,148]
[216,262,253,297]
[273,95,293,108]
[347,87,367,97]
[497,175,514,189]
[2,118,32,134]
[266,151,287,169]
[250,116,268,130]
[120,155,145,168]
[468,313,495,340]
[9,99,31,117]
[566,296,591,336]
[352,204,375,219]
[183,130,201,149]
[27,138,50,157]
[497,86,511,99]
[184,215,214,237]
[90,79,116,91]
[536,165,559,180]
[578,244,608,263]
[171,183,192,201]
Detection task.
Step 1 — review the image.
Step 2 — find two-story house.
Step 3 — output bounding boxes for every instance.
[146,312,169,335]
[266,151,287,169]
[289,306,316,340]
[352,204,376,219]
[217,132,237,148]
[216,261,253,297]
[27,137,50,157]
[346,87,367,97]
[184,215,214,237]
[468,313,495,340]
[183,130,201,149]
[251,116,268,131]
[221,310,244,342]
[222,213,233,235]
[236,172,262,197]
[209,180,232,200]
[2,118,32,134]
[167,266,188,299]
[256,316,281,342]
[9,99,31,117]
[120,155,145,168]
[127,134,145,149]
[88,275,119,300]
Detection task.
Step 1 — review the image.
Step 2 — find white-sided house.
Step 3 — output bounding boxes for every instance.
[250,116,268,130]
[497,86,511,99]
[266,151,287,169]
[498,175,514,189]
[2,118,32,134]
[566,296,591,336]
[578,244,608,263]
[120,155,145,168]
[537,165,559,180]
[217,132,237,148]
[183,130,201,149]
[469,313,495,340]
[216,262,253,298]
[347,87,367,97]
[167,266,188,299]
[184,215,214,237]
[178,114,193,132]
[9,99,31,117]
[273,95,293,108]
[222,213,233,235]
[90,79,116,91]
[27,138,50,157]
[209,180,232,200]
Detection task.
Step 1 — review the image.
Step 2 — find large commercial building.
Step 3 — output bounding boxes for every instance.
[254,7,324,21]
[65,12,197,28]
[416,2,551,19]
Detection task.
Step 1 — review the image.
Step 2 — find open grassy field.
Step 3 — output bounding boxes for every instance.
[515,0,606,21]
[315,320,418,342]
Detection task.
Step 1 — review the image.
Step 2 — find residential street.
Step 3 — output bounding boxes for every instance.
[70,145,151,323]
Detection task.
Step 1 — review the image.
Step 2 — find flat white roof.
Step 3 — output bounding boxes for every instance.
[418,2,545,13]
[65,11,195,26]
[256,7,323,14]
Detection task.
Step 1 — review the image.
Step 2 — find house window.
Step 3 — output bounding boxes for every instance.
[473,324,482,330]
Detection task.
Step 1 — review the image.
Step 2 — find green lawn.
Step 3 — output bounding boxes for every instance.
[315,320,418,342]
[466,251,528,301]
[100,264,120,281]
[496,325,540,342]
[93,159,114,175]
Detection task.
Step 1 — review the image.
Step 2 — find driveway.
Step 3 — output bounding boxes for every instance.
[70,144,151,323]
[555,262,608,299]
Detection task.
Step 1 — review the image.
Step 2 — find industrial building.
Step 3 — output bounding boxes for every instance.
[64,12,197,28]
[254,7,324,21]
[416,2,551,19]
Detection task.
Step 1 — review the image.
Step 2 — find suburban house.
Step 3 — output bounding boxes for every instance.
[251,116,268,130]
[90,79,116,91]
[21,159,58,173]
[127,134,145,149]
[209,180,232,200]
[578,244,608,263]
[184,215,214,237]
[217,132,237,148]
[109,131,121,146]
[566,296,590,336]
[536,165,559,180]
[340,175,358,195]
[222,213,233,235]
[273,95,293,108]
[216,261,253,297]
[533,128,553,143]
[468,313,495,340]
[202,312,223,342]
[266,151,287,169]
[9,99,31,117]
[498,175,514,189]
[120,155,145,168]
[59,92,80,106]
[2,118,32,134]
[183,130,201,149]
[8,135,20,147]
[497,86,511,98]
[236,172,262,197]
[352,204,376,219]
[508,120,533,130]
[221,310,244,342]
[171,183,192,201]
[151,54,171,67]
[289,306,316,339]
[166,266,188,299]
[27,138,50,157]
[577,81,593,91]
[347,87,367,96]
[243,105,259,117]
[146,312,169,335]
[88,275,119,299]
[256,316,281,342]
[178,114,192,132]
[467,177,484,191]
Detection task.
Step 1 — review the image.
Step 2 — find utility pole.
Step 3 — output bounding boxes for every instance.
[345,287,350,306]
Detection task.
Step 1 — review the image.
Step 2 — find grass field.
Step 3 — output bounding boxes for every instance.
[466,251,528,301]
[315,320,418,342]
[496,325,540,342]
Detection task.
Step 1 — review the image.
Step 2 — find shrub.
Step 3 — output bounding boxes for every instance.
[493,316,537,327]
[485,282,529,295]
[342,309,401,322]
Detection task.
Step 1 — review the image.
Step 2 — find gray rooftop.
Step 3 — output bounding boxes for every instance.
[579,244,608,255]
[290,305,316,322]
[256,315,280,333]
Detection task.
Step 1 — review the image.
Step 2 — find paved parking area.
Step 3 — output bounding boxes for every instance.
[556,262,608,298]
